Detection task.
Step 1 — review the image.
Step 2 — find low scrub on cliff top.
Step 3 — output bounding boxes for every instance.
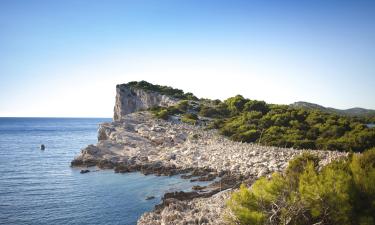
[127,80,198,100]
[226,149,375,225]
[150,100,200,122]
[150,106,181,120]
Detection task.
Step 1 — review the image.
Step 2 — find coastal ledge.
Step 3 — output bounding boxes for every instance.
[71,111,347,225]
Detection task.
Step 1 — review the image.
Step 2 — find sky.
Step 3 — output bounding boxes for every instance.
[0,0,374,117]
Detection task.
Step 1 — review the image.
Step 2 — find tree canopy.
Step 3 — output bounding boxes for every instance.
[207,97,375,152]
[150,94,375,152]
[126,80,198,100]
[227,149,375,225]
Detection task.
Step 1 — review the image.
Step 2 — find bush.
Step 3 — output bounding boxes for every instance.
[232,129,260,142]
[127,80,198,100]
[292,140,316,149]
[154,109,169,120]
[226,184,267,225]
[181,113,198,125]
[150,106,182,120]
[224,95,248,115]
[227,151,375,225]
[153,89,375,152]
[199,103,230,118]
[244,100,269,114]
[210,97,375,152]
[176,100,189,112]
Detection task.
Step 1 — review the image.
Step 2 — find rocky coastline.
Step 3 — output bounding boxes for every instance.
[71,83,347,224]
[72,111,346,224]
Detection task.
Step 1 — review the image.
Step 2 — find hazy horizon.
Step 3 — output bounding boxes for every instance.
[1,0,375,117]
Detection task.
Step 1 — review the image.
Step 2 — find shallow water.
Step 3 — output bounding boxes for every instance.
[0,118,209,225]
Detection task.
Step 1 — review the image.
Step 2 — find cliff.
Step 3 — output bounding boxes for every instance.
[113,83,179,121]
[72,81,348,225]
[72,111,345,225]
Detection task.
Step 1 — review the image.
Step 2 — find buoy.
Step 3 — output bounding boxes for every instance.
[40,144,45,150]
[145,196,155,200]
[80,169,90,174]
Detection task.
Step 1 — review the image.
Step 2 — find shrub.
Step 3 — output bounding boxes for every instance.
[226,184,266,225]
[154,109,169,120]
[127,80,197,100]
[199,105,217,117]
[286,152,320,187]
[153,90,375,152]
[150,106,182,120]
[244,100,269,114]
[224,95,248,115]
[231,129,260,142]
[181,113,198,125]
[199,103,230,118]
[213,98,375,152]
[227,151,375,225]
[350,148,375,195]
[176,100,189,112]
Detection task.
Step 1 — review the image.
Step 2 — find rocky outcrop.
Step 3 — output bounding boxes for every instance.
[72,111,347,224]
[73,112,345,176]
[113,84,179,121]
[71,81,352,224]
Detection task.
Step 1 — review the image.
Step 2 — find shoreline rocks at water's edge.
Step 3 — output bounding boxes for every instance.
[71,112,346,225]
[71,83,348,225]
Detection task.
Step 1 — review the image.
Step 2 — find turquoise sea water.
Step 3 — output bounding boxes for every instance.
[0,118,208,225]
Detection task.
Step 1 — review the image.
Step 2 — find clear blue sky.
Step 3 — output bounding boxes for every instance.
[1,0,374,117]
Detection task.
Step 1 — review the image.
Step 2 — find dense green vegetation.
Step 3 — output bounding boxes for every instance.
[143,82,375,225]
[127,81,197,100]
[181,113,198,125]
[227,149,375,225]
[364,115,375,124]
[150,100,192,120]
[205,95,375,152]
[149,91,374,152]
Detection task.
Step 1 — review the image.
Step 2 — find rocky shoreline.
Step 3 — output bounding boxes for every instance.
[71,111,347,224]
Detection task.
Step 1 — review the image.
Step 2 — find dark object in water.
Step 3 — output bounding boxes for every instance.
[192,185,206,191]
[40,144,45,150]
[145,196,155,200]
[80,169,90,174]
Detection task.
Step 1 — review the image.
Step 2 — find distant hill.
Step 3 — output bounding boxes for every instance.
[290,101,375,117]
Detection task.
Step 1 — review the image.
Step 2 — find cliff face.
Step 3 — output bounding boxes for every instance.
[113,84,179,121]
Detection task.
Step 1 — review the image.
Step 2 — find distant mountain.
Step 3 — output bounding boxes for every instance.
[290,101,375,117]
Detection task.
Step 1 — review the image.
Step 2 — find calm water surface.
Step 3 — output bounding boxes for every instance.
[0,118,208,225]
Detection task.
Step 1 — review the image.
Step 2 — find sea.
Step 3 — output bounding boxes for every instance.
[0,118,210,225]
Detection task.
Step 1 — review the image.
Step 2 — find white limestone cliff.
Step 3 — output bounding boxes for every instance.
[113,84,179,121]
